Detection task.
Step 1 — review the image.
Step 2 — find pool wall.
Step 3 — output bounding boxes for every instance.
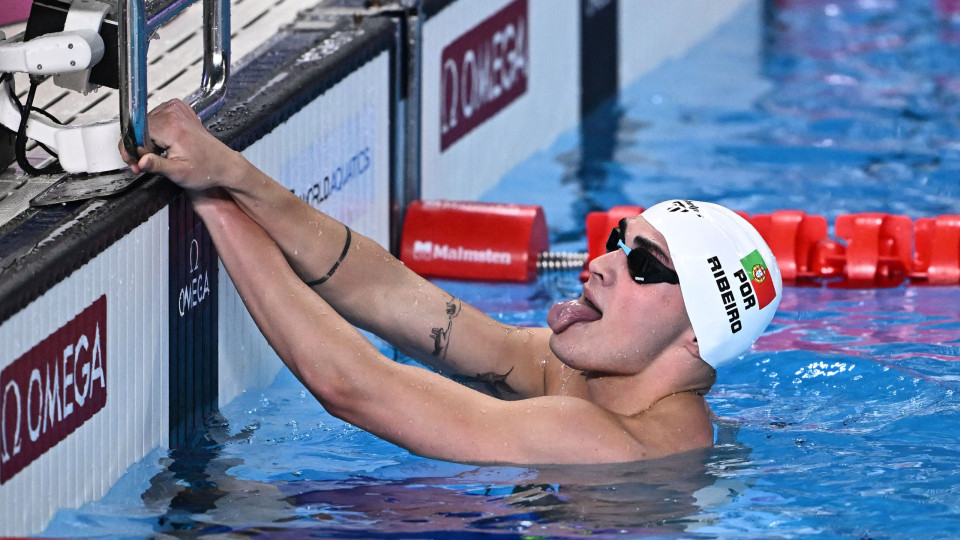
[0,0,748,534]
[0,211,170,535]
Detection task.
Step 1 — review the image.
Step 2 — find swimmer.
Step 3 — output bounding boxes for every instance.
[121,99,782,464]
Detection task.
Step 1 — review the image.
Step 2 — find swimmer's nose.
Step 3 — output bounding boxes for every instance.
[587,249,627,286]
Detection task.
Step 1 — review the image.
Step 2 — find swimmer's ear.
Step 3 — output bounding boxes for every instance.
[684,335,701,360]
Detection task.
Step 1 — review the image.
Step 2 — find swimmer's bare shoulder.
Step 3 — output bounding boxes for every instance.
[625,392,715,457]
[464,391,712,464]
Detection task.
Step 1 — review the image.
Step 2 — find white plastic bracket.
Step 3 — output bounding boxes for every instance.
[0,78,126,173]
[0,30,102,75]
[55,0,113,93]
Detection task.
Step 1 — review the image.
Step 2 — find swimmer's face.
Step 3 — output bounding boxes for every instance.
[548,216,694,374]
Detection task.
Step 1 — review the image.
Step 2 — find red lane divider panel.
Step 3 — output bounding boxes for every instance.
[808,236,847,281]
[748,210,829,284]
[833,213,913,287]
[400,200,549,282]
[912,215,960,284]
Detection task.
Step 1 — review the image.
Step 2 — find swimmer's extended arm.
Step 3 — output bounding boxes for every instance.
[121,99,554,398]
[191,193,709,463]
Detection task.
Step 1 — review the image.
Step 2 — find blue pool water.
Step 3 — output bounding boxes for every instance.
[44,1,960,537]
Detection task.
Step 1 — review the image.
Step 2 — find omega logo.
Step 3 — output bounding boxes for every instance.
[178,238,211,317]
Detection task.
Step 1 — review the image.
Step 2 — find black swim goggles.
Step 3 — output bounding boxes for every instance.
[605,228,680,285]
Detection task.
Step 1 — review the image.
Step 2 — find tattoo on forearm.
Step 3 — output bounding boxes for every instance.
[430,296,462,359]
[455,367,518,399]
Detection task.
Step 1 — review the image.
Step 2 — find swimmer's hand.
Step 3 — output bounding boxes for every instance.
[118,98,244,192]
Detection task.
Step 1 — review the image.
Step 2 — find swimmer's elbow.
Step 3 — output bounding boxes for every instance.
[300,370,363,422]
[297,353,386,430]
[295,351,347,396]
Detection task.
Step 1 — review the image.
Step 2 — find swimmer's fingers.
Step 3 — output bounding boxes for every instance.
[136,151,196,186]
[118,140,161,175]
[144,99,199,150]
[117,138,143,171]
[122,99,224,188]
[118,99,199,168]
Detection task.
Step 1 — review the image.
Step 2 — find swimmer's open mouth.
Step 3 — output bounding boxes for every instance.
[581,295,602,318]
[547,293,603,333]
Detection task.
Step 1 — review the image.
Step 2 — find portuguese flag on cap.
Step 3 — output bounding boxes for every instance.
[740,250,776,309]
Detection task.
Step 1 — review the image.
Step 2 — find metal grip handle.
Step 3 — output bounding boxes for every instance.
[118,0,230,159]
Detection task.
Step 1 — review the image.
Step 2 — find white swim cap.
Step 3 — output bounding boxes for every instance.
[642,200,782,367]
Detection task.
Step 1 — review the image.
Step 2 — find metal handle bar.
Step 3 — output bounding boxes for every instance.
[118,0,230,159]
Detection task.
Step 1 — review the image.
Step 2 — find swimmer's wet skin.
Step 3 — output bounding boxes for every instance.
[122,99,782,464]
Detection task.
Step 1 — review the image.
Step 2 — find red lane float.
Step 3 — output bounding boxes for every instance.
[748,210,829,283]
[912,215,960,284]
[833,213,913,287]
[400,200,548,282]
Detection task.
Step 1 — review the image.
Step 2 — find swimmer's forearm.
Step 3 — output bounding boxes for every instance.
[210,155,452,350]
[207,153,548,394]
[216,153,361,287]
[191,192,379,386]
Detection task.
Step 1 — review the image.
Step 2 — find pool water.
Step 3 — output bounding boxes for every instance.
[44,0,960,538]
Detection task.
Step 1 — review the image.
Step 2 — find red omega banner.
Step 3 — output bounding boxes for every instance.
[439,0,529,151]
[400,200,548,282]
[1,295,107,484]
